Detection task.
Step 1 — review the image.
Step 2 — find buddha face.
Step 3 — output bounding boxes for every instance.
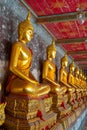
[51,50,56,59]
[25,29,33,42]
[48,50,56,59]
[71,66,75,72]
[64,61,68,67]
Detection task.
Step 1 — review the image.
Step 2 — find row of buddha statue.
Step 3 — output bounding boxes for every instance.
[0,12,87,130]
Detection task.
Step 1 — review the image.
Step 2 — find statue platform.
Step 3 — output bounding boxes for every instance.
[4,94,57,130]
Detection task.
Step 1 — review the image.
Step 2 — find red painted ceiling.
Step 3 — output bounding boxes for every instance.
[23,0,87,71]
[24,0,87,16]
[62,42,87,51]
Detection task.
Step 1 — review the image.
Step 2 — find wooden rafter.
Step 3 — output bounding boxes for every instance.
[37,11,87,24]
[79,64,87,66]
[74,58,87,61]
[55,37,87,44]
[67,50,87,55]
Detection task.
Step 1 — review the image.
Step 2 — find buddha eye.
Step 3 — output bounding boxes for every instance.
[29,31,32,34]
[29,30,33,34]
[27,30,33,35]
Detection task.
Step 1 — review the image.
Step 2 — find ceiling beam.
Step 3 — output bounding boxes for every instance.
[55,37,87,44]
[80,66,87,68]
[74,58,87,61]
[67,50,87,55]
[79,64,87,66]
[37,11,87,24]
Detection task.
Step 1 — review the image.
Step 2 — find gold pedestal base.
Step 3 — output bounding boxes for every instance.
[4,114,40,130]
[58,111,76,130]
[50,122,64,130]
[81,103,85,111]
[59,115,72,130]
[70,112,76,123]
[78,99,83,107]
[74,107,81,118]
[5,111,57,130]
[51,93,71,118]
[4,94,57,130]
[69,101,78,111]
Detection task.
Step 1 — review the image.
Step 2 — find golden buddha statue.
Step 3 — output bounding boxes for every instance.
[74,67,83,106]
[5,13,57,130]
[74,67,80,88]
[59,54,75,92]
[83,75,87,103]
[79,69,83,88]
[42,40,67,94]
[6,13,50,98]
[42,42,72,127]
[68,61,78,109]
[80,73,87,103]
[59,54,69,86]
[81,74,86,102]
[68,61,75,87]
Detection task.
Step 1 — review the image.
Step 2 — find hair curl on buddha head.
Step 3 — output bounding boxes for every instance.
[47,40,56,53]
[18,12,34,40]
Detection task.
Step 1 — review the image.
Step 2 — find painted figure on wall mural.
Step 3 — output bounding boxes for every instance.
[6,13,50,97]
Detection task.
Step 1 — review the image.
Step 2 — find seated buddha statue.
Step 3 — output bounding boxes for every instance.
[59,55,76,110]
[59,54,70,86]
[79,71,86,101]
[68,61,75,87]
[74,67,82,104]
[74,67,80,88]
[59,54,75,92]
[81,73,86,102]
[67,61,78,109]
[42,42,72,119]
[42,40,67,95]
[83,75,87,102]
[79,69,83,88]
[6,13,50,98]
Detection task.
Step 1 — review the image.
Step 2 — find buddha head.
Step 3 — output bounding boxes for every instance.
[74,66,79,77]
[47,40,56,60]
[61,54,68,67]
[18,12,34,43]
[69,61,75,72]
[79,69,82,79]
[84,75,87,81]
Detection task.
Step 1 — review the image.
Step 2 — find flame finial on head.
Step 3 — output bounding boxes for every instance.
[47,40,56,52]
[26,12,30,21]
